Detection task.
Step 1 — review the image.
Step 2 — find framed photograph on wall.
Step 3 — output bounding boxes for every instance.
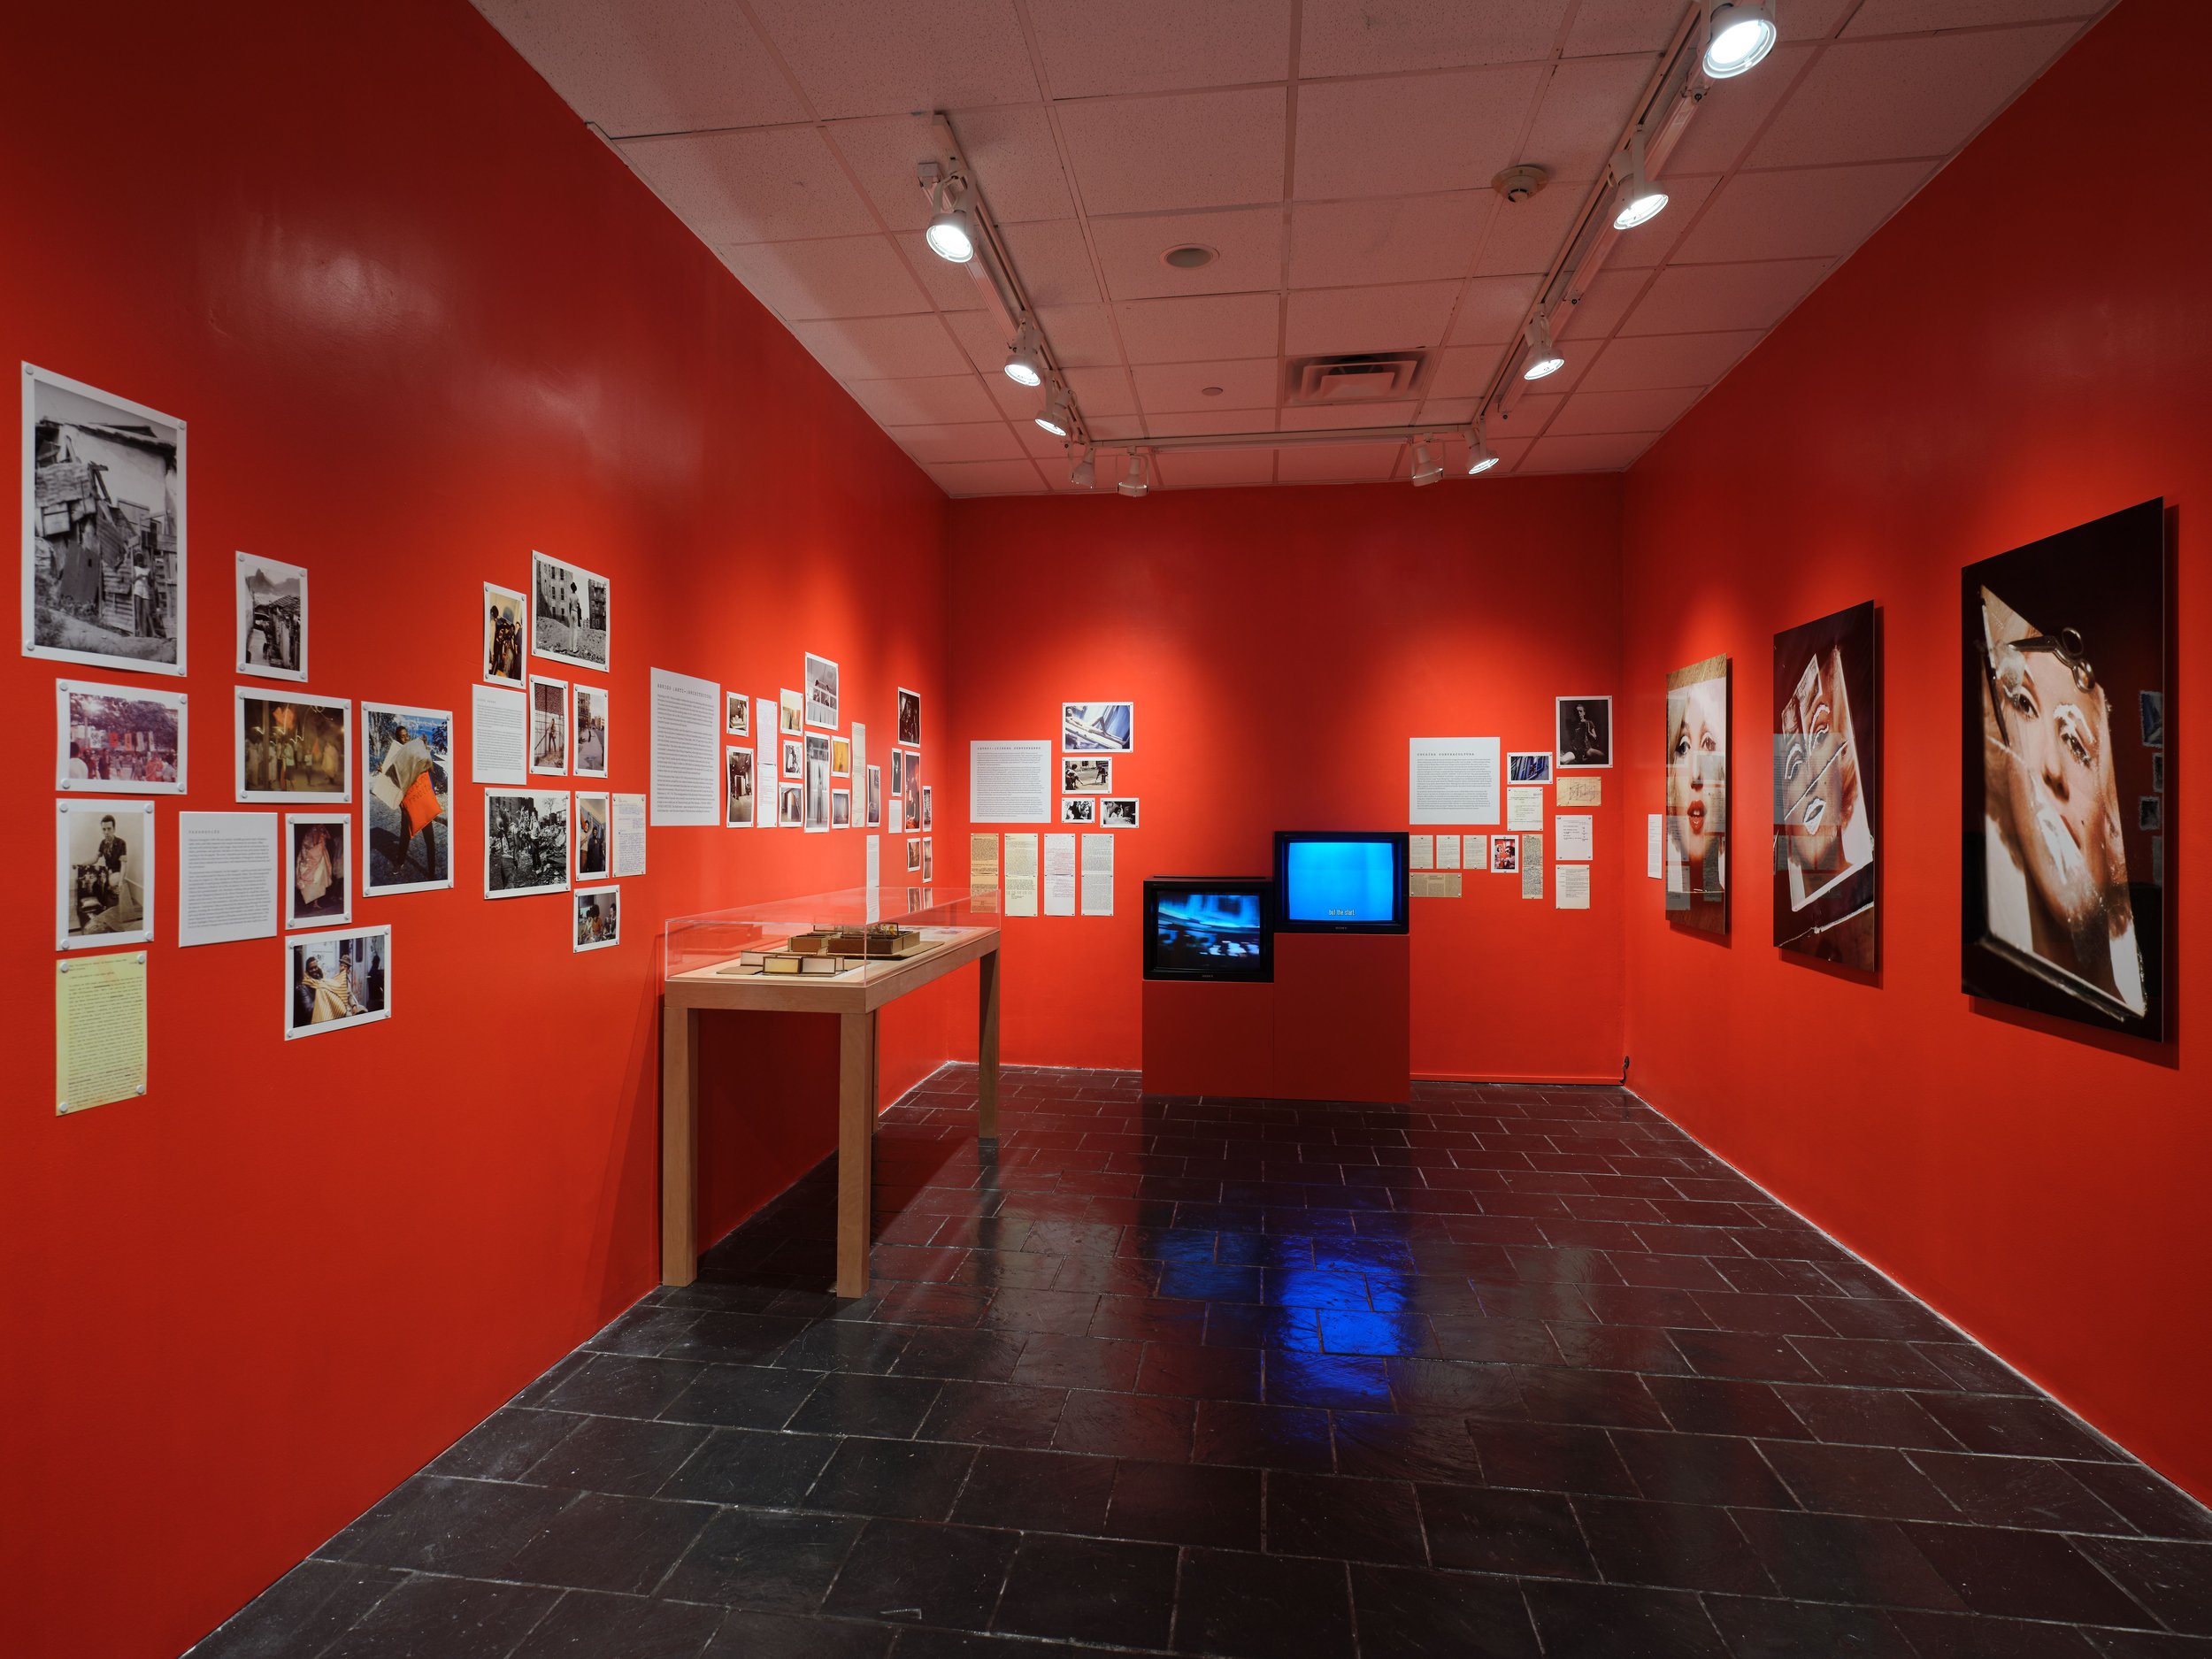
[285,813,352,929]
[1063,756,1111,794]
[778,782,802,828]
[1774,602,1878,971]
[897,687,922,747]
[573,791,611,880]
[57,797,155,949]
[528,674,568,776]
[726,747,755,827]
[804,652,839,730]
[865,764,882,828]
[1555,695,1611,769]
[574,885,619,952]
[780,687,803,735]
[1663,654,1730,934]
[484,581,526,685]
[725,691,750,739]
[361,701,453,895]
[1063,700,1133,753]
[24,363,186,676]
[484,788,571,898]
[236,689,350,804]
[58,678,185,794]
[529,549,610,672]
[1963,499,2165,1039]
[572,683,609,779]
[803,733,831,832]
[285,925,389,1039]
[234,552,306,681]
[1507,751,1553,784]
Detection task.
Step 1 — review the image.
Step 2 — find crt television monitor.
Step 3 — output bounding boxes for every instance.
[1142,878,1273,982]
[1273,832,1409,933]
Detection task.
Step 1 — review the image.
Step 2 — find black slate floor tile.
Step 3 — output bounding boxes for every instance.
[1172,1547,1355,1659]
[424,1407,580,1480]
[2074,1536,2212,1635]
[1522,1579,1730,1657]
[660,1427,839,1508]
[804,1437,978,1521]
[1574,1495,1773,1594]
[336,1477,573,1578]
[189,1560,406,1659]
[706,1610,895,1657]
[994,1532,1177,1647]
[1701,1594,1917,1657]
[1106,1457,1263,1550]
[788,1373,944,1439]
[1265,1471,1426,1564]
[1886,1609,2107,1657]
[823,1518,1016,1631]
[319,1575,559,1659]
[660,1363,819,1430]
[1348,1563,1541,1658]
[1611,1430,1800,1509]
[1901,1523,2152,1626]
[1419,1482,1596,1578]
[522,1413,712,1495]
[1729,1506,1966,1610]
[497,1492,715,1594]
[659,1506,864,1611]
[508,1589,725,1658]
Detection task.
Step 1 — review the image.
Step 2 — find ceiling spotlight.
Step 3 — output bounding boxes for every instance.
[1521,314,1566,381]
[1464,423,1500,475]
[925,179,976,264]
[1119,449,1150,498]
[1410,439,1443,487]
[1034,384,1073,439]
[1002,323,1044,388]
[1069,446,1096,489]
[1609,129,1668,231]
[1703,0,1778,80]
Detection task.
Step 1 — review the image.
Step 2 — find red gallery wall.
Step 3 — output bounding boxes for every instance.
[0,4,956,1655]
[1620,0,2208,1501]
[944,479,1628,1084]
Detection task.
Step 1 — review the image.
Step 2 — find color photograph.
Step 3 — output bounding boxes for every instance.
[25,365,185,675]
[1965,499,2164,1038]
[1063,700,1133,752]
[529,674,568,775]
[1490,834,1519,873]
[287,814,352,928]
[906,837,921,872]
[904,752,921,829]
[58,678,185,794]
[1555,695,1611,768]
[921,784,933,830]
[1663,654,1731,934]
[1774,603,1878,970]
[572,683,608,779]
[573,791,611,879]
[865,764,882,828]
[831,735,851,776]
[897,687,922,747]
[573,885,619,952]
[1508,751,1554,784]
[484,788,571,897]
[832,787,851,828]
[237,690,349,803]
[58,798,155,949]
[726,748,755,826]
[804,651,839,730]
[362,701,452,895]
[922,838,933,881]
[286,926,389,1039]
[725,691,750,738]
[484,582,526,685]
[234,552,306,680]
[530,549,610,672]
[780,687,803,735]
[778,783,802,827]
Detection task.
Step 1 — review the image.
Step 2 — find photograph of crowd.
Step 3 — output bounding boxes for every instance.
[58,798,155,949]
[237,691,349,803]
[286,926,388,1038]
[363,702,451,894]
[58,679,184,793]
[485,788,571,898]
[235,552,305,680]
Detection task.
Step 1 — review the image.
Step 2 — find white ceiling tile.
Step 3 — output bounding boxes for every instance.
[828,106,1078,231]
[469,0,807,136]
[1844,0,2096,36]
[1154,449,1282,488]
[1546,385,1704,434]
[1778,0,1858,38]
[1283,281,1460,354]
[1413,396,1479,425]
[1274,442,1403,482]
[1605,173,1720,268]
[1141,405,1279,435]
[1751,26,2078,167]
[1555,267,1648,340]
[926,458,1053,495]
[1116,292,1283,363]
[1426,343,1511,397]
[1018,418,1082,457]
[996,220,1102,306]
[1672,160,1934,265]
[1493,392,1563,436]
[1089,207,1287,301]
[1063,365,1140,418]
[847,374,1002,426]
[1132,359,1280,413]
[1561,0,1683,58]
[1298,0,1573,76]
[1447,275,1544,345]
[1293,66,1544,199]
[1471,178,1593,276]
[1057,88,1289,214]
[1288,194,1494,288]
[1080,417,1149,442]
[1036,303,1126,367]
[987,372,1056,423]
[895,230,994,312]
[943,309,1015,375]
[1521,57,1653,180]
[1577,328,1763,392]
[616,127,879,243]
[1519,431,1660,471]
[1279,400,1419,430]
[888,422,1027,463]
[718,236,931,320]
[1619,258,1832,334]
[787,315,972,380]
[1027,0,1295,98]
[746,0,1041,119]
[818,111,942,231]
[1664,44,1815,174]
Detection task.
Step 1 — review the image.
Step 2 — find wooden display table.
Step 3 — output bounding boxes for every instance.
[661,925,1001,1297]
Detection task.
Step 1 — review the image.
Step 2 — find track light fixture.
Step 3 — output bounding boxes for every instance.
[1409,438,1443,487]
[1464,423,1500,475]
[1609,128,1668,231]
[1521,314,1565,381]
[1118,449,1149,498]
[925,178,976,264]
[1702,0,1778,80]
[1068,445,1096,489]
[1034,384,1073,439]
[1002,323,1044,388]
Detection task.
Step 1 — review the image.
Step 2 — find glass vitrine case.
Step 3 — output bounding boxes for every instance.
[663,884,997,987]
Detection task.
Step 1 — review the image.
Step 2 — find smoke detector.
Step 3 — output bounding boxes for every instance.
[1493,165,1550,204]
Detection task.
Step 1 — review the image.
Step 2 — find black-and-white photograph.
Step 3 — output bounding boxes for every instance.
[804,733,831,832]
[725,692,750,739]
[2140,689,2163,748]
[1102,797,1140,828]
[1555,695,1612,769]
[1061,796,1095,824]
[781,737,802,778]
[287,814,352,928]
[865,764,882,828]
[574,885,619,952]
[574,792,611,879]
[484,582,526,685]
[778,783,803,827]
[529,674,568,775]
[921,784,933,831]
[897,687,922,747]
[833,787,851,828]
[530,549,610,672]
[1063,700,1133,752]
[2139,796,2162,833]
[1508,751,1554,784]
[572,683,608,779]
[361,702,452,895]
[804,651,839,730]
[485,788,571,898]
[726,748,755,827]
[58,678,185,794]
[237,690,350,803]
[1064,756,1111,793]
[235,551,305,680]
[25,364,185,676]
[286,925,389,1039]
[58,798,155,949]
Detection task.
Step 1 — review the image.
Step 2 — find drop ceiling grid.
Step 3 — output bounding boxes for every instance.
[472,0,2117,495]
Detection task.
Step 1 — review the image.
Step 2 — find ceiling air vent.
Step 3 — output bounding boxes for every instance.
[1286,350,1429,404]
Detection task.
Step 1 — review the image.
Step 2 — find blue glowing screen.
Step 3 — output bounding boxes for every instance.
[1282,840,1397,924]
[1150,888,1263,972]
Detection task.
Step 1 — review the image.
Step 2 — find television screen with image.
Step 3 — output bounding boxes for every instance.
[1142,878,1273,981]
[1274,832,1409,933]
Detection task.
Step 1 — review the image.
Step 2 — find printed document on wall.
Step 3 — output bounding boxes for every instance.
[1556,864,1591,910]
[1080,833,1113,916]
[1647,813,1663,879]
[1004,833,1040,917]
[472,684,527,785]
[1507,787,1545,831]
[56,952,146,1116]
[971,740,1051,823]
[1409,736,1500,825]
[1409,834,1433,871]
[649,667,720,826]
[1435,833,1460,871]
[177,812,278,946]
[614,794,647,875]
[1043,833,1077,916]
[1521,832,1545,900]
[1555,814,1594,862]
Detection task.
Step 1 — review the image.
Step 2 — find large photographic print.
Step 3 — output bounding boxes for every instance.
[530,549,610,672]
[485,788,571,898]
[58,678,185,794]
[286,925,389,1039]
[1774,603,1878,969]
[1555,695,1611,769]
[1063,700,1133,753]
[362,701,452,894]
[1965,499,2165,1038]
[1663,655,1730,934]
[237,690,350,803]
[24,365,185,675]
[57,797,155,949]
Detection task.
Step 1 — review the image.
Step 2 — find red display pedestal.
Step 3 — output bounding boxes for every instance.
[1140,933,1409,1103]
